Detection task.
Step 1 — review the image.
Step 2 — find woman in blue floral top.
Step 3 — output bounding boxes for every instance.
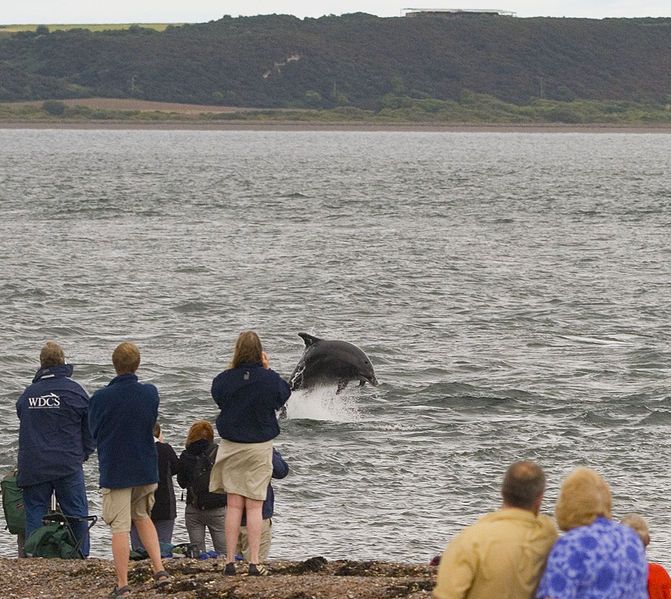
[536,466,647,599]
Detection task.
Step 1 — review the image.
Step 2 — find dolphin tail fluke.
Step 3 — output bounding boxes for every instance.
[298,332,321,347]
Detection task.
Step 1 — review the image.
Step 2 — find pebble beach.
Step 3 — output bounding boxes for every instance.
[0,557,436,599]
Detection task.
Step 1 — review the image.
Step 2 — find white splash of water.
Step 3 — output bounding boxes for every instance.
[285,387,362,422]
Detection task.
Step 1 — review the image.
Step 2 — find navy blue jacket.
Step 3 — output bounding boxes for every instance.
[211,363,291,443]
[242,449,289,525]
[89,373,159,489]
[16,364,95,487]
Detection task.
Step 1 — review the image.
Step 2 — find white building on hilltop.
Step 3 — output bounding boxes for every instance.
[401,8,516,17]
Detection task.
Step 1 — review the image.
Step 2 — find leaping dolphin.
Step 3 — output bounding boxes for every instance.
[289,332,378,393]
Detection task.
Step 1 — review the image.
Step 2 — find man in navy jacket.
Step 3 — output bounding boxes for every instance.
[89,342,169,596]
[16,341,95,556]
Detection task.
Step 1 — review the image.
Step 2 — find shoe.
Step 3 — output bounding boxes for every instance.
[224,562,237,576]
[248,563,269,576]
[153,570,170,589]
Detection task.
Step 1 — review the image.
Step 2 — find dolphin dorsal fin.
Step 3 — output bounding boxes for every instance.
[298,332,321,347]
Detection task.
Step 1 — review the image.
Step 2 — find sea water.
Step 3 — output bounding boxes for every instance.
[0,129,670,562]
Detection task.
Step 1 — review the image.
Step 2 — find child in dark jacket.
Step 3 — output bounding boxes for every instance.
[177,420,227,554]
[130,423,180,551]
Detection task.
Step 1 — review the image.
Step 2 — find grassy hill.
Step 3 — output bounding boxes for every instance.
[0,23,177,40]
[0,13,670,118]
[0,23,177,32]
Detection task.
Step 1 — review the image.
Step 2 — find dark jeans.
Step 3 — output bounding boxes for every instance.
[130,518,175,551]
[22,469,90,557]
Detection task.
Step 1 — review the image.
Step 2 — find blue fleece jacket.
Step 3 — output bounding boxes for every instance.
[16,364,95,487]
[88,373,159,489]
[211,363,291,443]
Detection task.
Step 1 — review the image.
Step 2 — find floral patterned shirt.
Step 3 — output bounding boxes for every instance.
[536,516,647,599]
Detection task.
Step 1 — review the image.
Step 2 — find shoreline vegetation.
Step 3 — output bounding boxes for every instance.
[0,556,436,598]
[3,19,671,132]
[1,97,671,132]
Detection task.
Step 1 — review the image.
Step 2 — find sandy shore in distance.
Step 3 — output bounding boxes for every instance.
[2,120,671,133]
[3,98,671,132]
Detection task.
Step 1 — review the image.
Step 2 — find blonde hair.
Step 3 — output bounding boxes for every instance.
[621,513,650,547]
[40,341,65,369]
[112,342,141,375]
[229,331,263,369]
[555,467,612,531]
[186,420,214,446]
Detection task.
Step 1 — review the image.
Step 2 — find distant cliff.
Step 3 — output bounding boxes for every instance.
[1,13,670,108]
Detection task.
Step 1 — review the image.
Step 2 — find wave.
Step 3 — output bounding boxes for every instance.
[284,387,362,423]
[558,334,635,346]
[413,381,536,403]
[281,192,309,198]
[172,301,213,313]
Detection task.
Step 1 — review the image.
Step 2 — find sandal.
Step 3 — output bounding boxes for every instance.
[224,561,237,576]
[247,563,270,576]
[153,570,170,588]
[109,586,131,597]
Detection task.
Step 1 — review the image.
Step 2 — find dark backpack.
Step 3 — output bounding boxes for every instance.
[1,470,25,535]
[190,444,226,510]
[24,521,80,559]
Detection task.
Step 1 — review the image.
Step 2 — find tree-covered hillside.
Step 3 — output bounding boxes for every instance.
[1,13,670,108]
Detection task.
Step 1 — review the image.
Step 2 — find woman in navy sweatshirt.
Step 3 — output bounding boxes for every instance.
[210,331,291,576]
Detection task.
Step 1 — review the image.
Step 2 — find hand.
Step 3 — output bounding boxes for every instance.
[261,351,270,369]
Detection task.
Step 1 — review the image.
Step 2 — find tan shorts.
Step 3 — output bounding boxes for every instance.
[101,484,157,534]
[237,519,272,562]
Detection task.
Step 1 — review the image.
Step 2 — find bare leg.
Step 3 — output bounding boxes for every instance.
[244,498,264,564]
[225,494,244,563]
[111,532,130,588]
[133,517,164,574]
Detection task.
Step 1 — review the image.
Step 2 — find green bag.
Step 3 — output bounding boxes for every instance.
[24,521,80,559]
[1,470,25,535]
[130,541,177,560]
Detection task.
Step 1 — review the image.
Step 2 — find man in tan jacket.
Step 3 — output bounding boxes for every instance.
[433,461,557,599]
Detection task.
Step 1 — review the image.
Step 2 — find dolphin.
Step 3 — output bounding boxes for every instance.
[289,332,378,393]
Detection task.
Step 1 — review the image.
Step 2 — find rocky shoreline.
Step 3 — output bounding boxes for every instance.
[0,556,436,599]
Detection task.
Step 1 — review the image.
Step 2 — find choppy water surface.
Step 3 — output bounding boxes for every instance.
[1,129,670,562]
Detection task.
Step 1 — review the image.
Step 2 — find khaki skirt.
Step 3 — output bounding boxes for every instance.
[209,439,273,501]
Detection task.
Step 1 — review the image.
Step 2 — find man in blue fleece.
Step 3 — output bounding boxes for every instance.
[89,342,169,597]
[16,341,95,556]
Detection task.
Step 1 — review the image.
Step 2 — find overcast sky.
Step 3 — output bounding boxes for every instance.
[1,0,669,24]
